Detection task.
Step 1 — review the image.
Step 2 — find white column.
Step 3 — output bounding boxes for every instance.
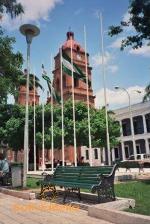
[99,148,101,165]
[102,147,106,163]
[145,138,150,154]
[121,142,126,161]
[112,148,115,162]
[142,114,147,133]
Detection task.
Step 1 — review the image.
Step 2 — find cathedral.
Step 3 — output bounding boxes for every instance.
[17,31,95,166]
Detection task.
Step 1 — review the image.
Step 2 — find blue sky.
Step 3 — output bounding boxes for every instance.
[2,0,150,109]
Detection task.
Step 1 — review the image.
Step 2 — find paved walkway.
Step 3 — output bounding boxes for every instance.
[0,193,112,224]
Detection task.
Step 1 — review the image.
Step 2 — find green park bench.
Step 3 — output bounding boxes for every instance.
[39,164,118,203]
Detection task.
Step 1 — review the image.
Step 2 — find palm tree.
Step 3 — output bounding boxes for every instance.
[0,0,24,18]
[143,84,150,102]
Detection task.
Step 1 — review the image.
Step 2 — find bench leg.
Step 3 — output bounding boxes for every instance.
[78,188,81,201]
[40,184,56,200]
[63,187,68,204]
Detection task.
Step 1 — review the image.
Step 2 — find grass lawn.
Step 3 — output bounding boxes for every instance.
[26,177,150,216]
[115,180,150,216]
[27,177,42,189]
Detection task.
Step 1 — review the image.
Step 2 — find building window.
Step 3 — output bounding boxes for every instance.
[125,146,130,159]
[114,148,119,159]
[136,144,141,154]
[133,116,144,134]
[122,119,131,136]
[85,150,89,160]
[94,148,98,159]
[146,113,150,133]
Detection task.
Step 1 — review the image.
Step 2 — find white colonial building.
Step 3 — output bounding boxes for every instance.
[112,101,150,162]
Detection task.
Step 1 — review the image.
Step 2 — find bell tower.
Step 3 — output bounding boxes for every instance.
[52,31,95,106]
[18,85,39,106]
[17,72,39,106]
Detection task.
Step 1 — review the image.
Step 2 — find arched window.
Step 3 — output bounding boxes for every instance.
[63,75,66,88]
[76,45,80,51]
[74,78,79,87]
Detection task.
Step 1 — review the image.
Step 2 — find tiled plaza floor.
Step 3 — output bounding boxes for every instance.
[0,193,113,224]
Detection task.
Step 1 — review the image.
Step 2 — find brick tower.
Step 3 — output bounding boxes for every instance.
[17,73,40,106]
[17,85,39,106]
[51,31,95,106]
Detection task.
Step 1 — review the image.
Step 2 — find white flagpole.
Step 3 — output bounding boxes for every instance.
[50,55,54,172]
[60,48,65,166]
[70,36,77,167]
[84,25,92,166]
[100,13,111,166]
[33,72,36,171]
[42,91,45,171]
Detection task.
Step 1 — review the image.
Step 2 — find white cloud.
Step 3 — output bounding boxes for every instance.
[110,37,124,49]
[95,86,145,109]
[92,51,112,67]
[92,51,118,74]
[129,45,150,57]
[1,0,62,30]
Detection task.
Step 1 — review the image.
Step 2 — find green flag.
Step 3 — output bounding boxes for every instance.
[42,64,61,104]
[62,51,91,87]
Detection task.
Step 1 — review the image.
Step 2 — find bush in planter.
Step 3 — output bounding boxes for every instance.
[118,161,140,170]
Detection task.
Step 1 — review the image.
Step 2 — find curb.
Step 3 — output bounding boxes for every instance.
[0,187,36,200]
[88,201,150,224]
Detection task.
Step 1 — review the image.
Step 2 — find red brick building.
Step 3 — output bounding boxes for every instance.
[18,85,39,106]
[47,31,95,106]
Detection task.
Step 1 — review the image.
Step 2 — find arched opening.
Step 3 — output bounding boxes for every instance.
[63,75,66,88]
[74,78,79,87]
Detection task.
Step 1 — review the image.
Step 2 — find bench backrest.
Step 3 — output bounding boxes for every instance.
[53,165,115,184]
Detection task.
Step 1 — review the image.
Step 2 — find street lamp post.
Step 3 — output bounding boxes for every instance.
[20,24,40,187]
[114,86,137,160]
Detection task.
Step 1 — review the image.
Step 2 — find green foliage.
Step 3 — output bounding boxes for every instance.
[0,0,25,104]
[0,101,120,153]
[0,0,24,19]
[108,0,150,50]
[0,29,43,103]
[0,30,24,103]
[143,83,150,102]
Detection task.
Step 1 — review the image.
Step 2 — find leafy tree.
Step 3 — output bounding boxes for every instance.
[0,31,43,103]
[0,30,24,103]
[0,0,24,103]
[143,83,150,101]
[0,0,24,19]
[108,0,150,50]
[35,100,120,150]
[0,101,120,165]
